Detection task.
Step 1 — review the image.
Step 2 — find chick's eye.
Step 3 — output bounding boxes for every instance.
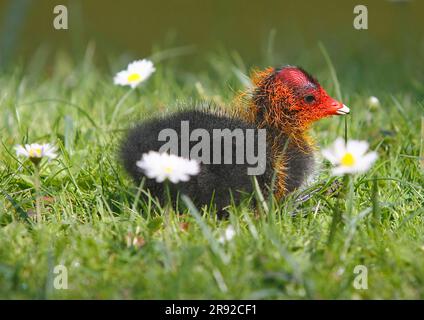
[304,95,316,104]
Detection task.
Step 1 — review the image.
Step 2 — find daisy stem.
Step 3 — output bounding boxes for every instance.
[344,117,348,144]
[327,175,351,246]
[162,181,175,270]
[345,174,354,217]
[33,163,42,223]
[327,196,342,247]
[109,87,135,127]
[163,180,173,226]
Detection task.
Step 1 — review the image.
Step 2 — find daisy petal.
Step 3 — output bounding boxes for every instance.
[322,138,378,176]
[347,140,369,157]
[136,151,200,184]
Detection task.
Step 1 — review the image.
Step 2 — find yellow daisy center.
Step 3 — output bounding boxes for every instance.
[127,73,141,83]
[164,166,173,174]
[29,148,42,158]
[341,152,355,167]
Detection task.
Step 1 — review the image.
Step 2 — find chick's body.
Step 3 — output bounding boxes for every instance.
[119,66,349,214]
[121,110,314,212]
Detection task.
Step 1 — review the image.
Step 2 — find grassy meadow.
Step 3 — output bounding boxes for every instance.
[0,43,423,299]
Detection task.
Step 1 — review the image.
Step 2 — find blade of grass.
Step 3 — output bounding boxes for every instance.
[182,195,229,264]
[1,189,31,225]
[318,42,347,143]
[420,117,424,170]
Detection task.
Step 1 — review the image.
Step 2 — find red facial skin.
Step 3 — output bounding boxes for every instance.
[250,66,347,137]
[277,67,345,119]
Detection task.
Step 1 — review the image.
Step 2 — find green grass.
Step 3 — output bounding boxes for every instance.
[0,48,423,299]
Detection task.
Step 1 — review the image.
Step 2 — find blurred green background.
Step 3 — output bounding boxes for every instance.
[0,0,423,94]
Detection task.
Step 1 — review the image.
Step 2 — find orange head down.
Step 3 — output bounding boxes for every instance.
[250,66,349,137]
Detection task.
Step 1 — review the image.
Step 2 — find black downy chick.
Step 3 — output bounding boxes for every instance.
[119,66,350,214]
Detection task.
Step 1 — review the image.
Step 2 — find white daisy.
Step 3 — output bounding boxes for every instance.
[367,96,380,109]
[136,151,200,184]
[15,143,57,164]
[113,59,155,88]
[218,225,236,243]
[322,138,378,176]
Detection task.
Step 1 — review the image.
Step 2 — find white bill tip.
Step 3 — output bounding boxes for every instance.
[336,104,350,115]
